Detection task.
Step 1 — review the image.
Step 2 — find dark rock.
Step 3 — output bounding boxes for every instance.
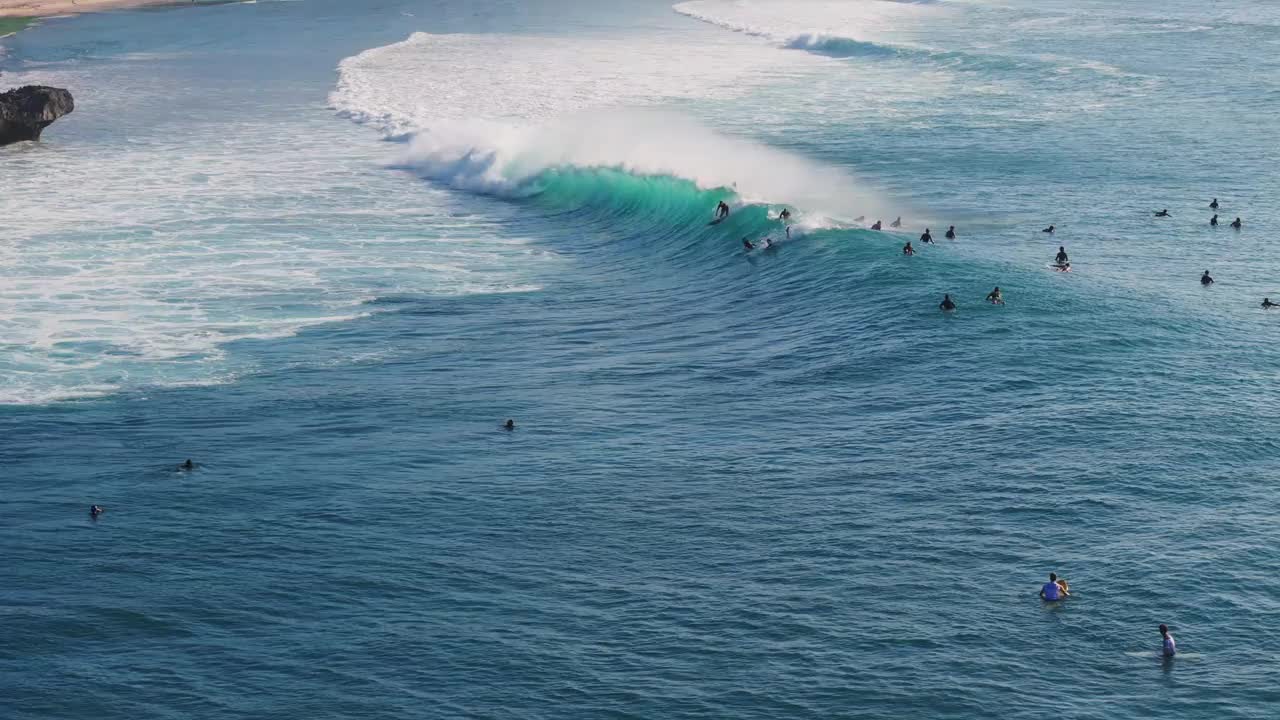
[0,85,74,146]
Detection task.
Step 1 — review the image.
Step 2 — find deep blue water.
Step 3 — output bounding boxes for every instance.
[4,1,1280,717]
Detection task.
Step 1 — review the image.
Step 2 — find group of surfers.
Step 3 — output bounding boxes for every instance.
[721,198,1265,312]
[1039,572,1178,659]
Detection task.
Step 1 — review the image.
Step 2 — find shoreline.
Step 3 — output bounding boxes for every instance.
[0,0,195,19]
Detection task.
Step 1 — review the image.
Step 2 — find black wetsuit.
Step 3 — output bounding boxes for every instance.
[945,227,956,240]
[1055,252,1069,265]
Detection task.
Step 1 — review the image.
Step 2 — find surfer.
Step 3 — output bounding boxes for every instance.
[945,225,956,240]
[715,200,730,220]
[1231,217,1242,229]
[920,228,934,244]
[763,238,774,249]
[504,419,515,430]
[1043,224,1055,234]
[179,459,194,471]
[1055,246,1069,266]
[871,220,883,231]
[986,287,1004,305]
[742,238,755,251]
[890,216,902,228]
[939,294,956,312]
[1263,298,1277,309]
[1210,198,1219,210]
[854,215,866,223]
[1211,214,1219,226]
[1154,209,1170,217]
[903,242,915,256]
[779,208,791,221]
[1039,572,1064,601]
[1201,270,1214,286]
[89,505,104,518]
[1159,625,1176,657]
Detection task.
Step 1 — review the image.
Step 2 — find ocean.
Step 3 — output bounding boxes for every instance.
[3,0,1280,717]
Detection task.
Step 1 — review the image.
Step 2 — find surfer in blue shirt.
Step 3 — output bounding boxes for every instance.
[1039,572,1065,600]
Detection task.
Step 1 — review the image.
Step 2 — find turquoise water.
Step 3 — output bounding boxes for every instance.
[4,0,1280,717]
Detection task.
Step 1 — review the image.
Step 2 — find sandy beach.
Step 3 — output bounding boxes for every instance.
[0,0,191,18]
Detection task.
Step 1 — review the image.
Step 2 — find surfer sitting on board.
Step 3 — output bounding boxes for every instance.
[1231,217,1242,229]
[715,200,730,220]
[1210,198,1219,210]
[939,294,956,312]
[1055,246,1069,266]
[986,287,1004,305]
[1160,625,1176,657]
[1039,572,1065,600]
[871,220,883,230]
[903,242,915,256]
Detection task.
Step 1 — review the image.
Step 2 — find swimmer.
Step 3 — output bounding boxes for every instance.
[742,237,754,251]
[1043,224,1055,234]
[779,208,792,221]
[890,216,902,228]
[1211,214,1219,226]
[179,459,194,471]
[1201,270,1214,286]
[871,220,883,231]
[1159,624,1176,657]
[1039,572,1063,601]
[503,419,515,430]
[1263,298,1278,309]
[1210,198,1219,210]
[1231,217,1242,229]
[945,225,956,240]
[89,505,104,518]
[986,286,1004,305]
[939,294,956,311]
[1055,246,1069,266]
[1154,209,1170,217]
[903,241,915,256]
[715,200,730,220]
[920,228,934,244]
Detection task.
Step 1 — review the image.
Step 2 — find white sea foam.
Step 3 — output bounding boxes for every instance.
[0,59,551,404]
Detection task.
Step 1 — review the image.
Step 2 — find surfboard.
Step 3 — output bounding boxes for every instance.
[708,218,725,226]
[1050,263,1071,272]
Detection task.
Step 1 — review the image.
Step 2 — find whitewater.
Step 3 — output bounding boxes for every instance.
[4,0,1280,718]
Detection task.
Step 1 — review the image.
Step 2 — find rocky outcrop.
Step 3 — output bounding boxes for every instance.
[0,85,74,146]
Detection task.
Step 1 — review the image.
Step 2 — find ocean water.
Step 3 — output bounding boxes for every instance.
[3,0,1280,717]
